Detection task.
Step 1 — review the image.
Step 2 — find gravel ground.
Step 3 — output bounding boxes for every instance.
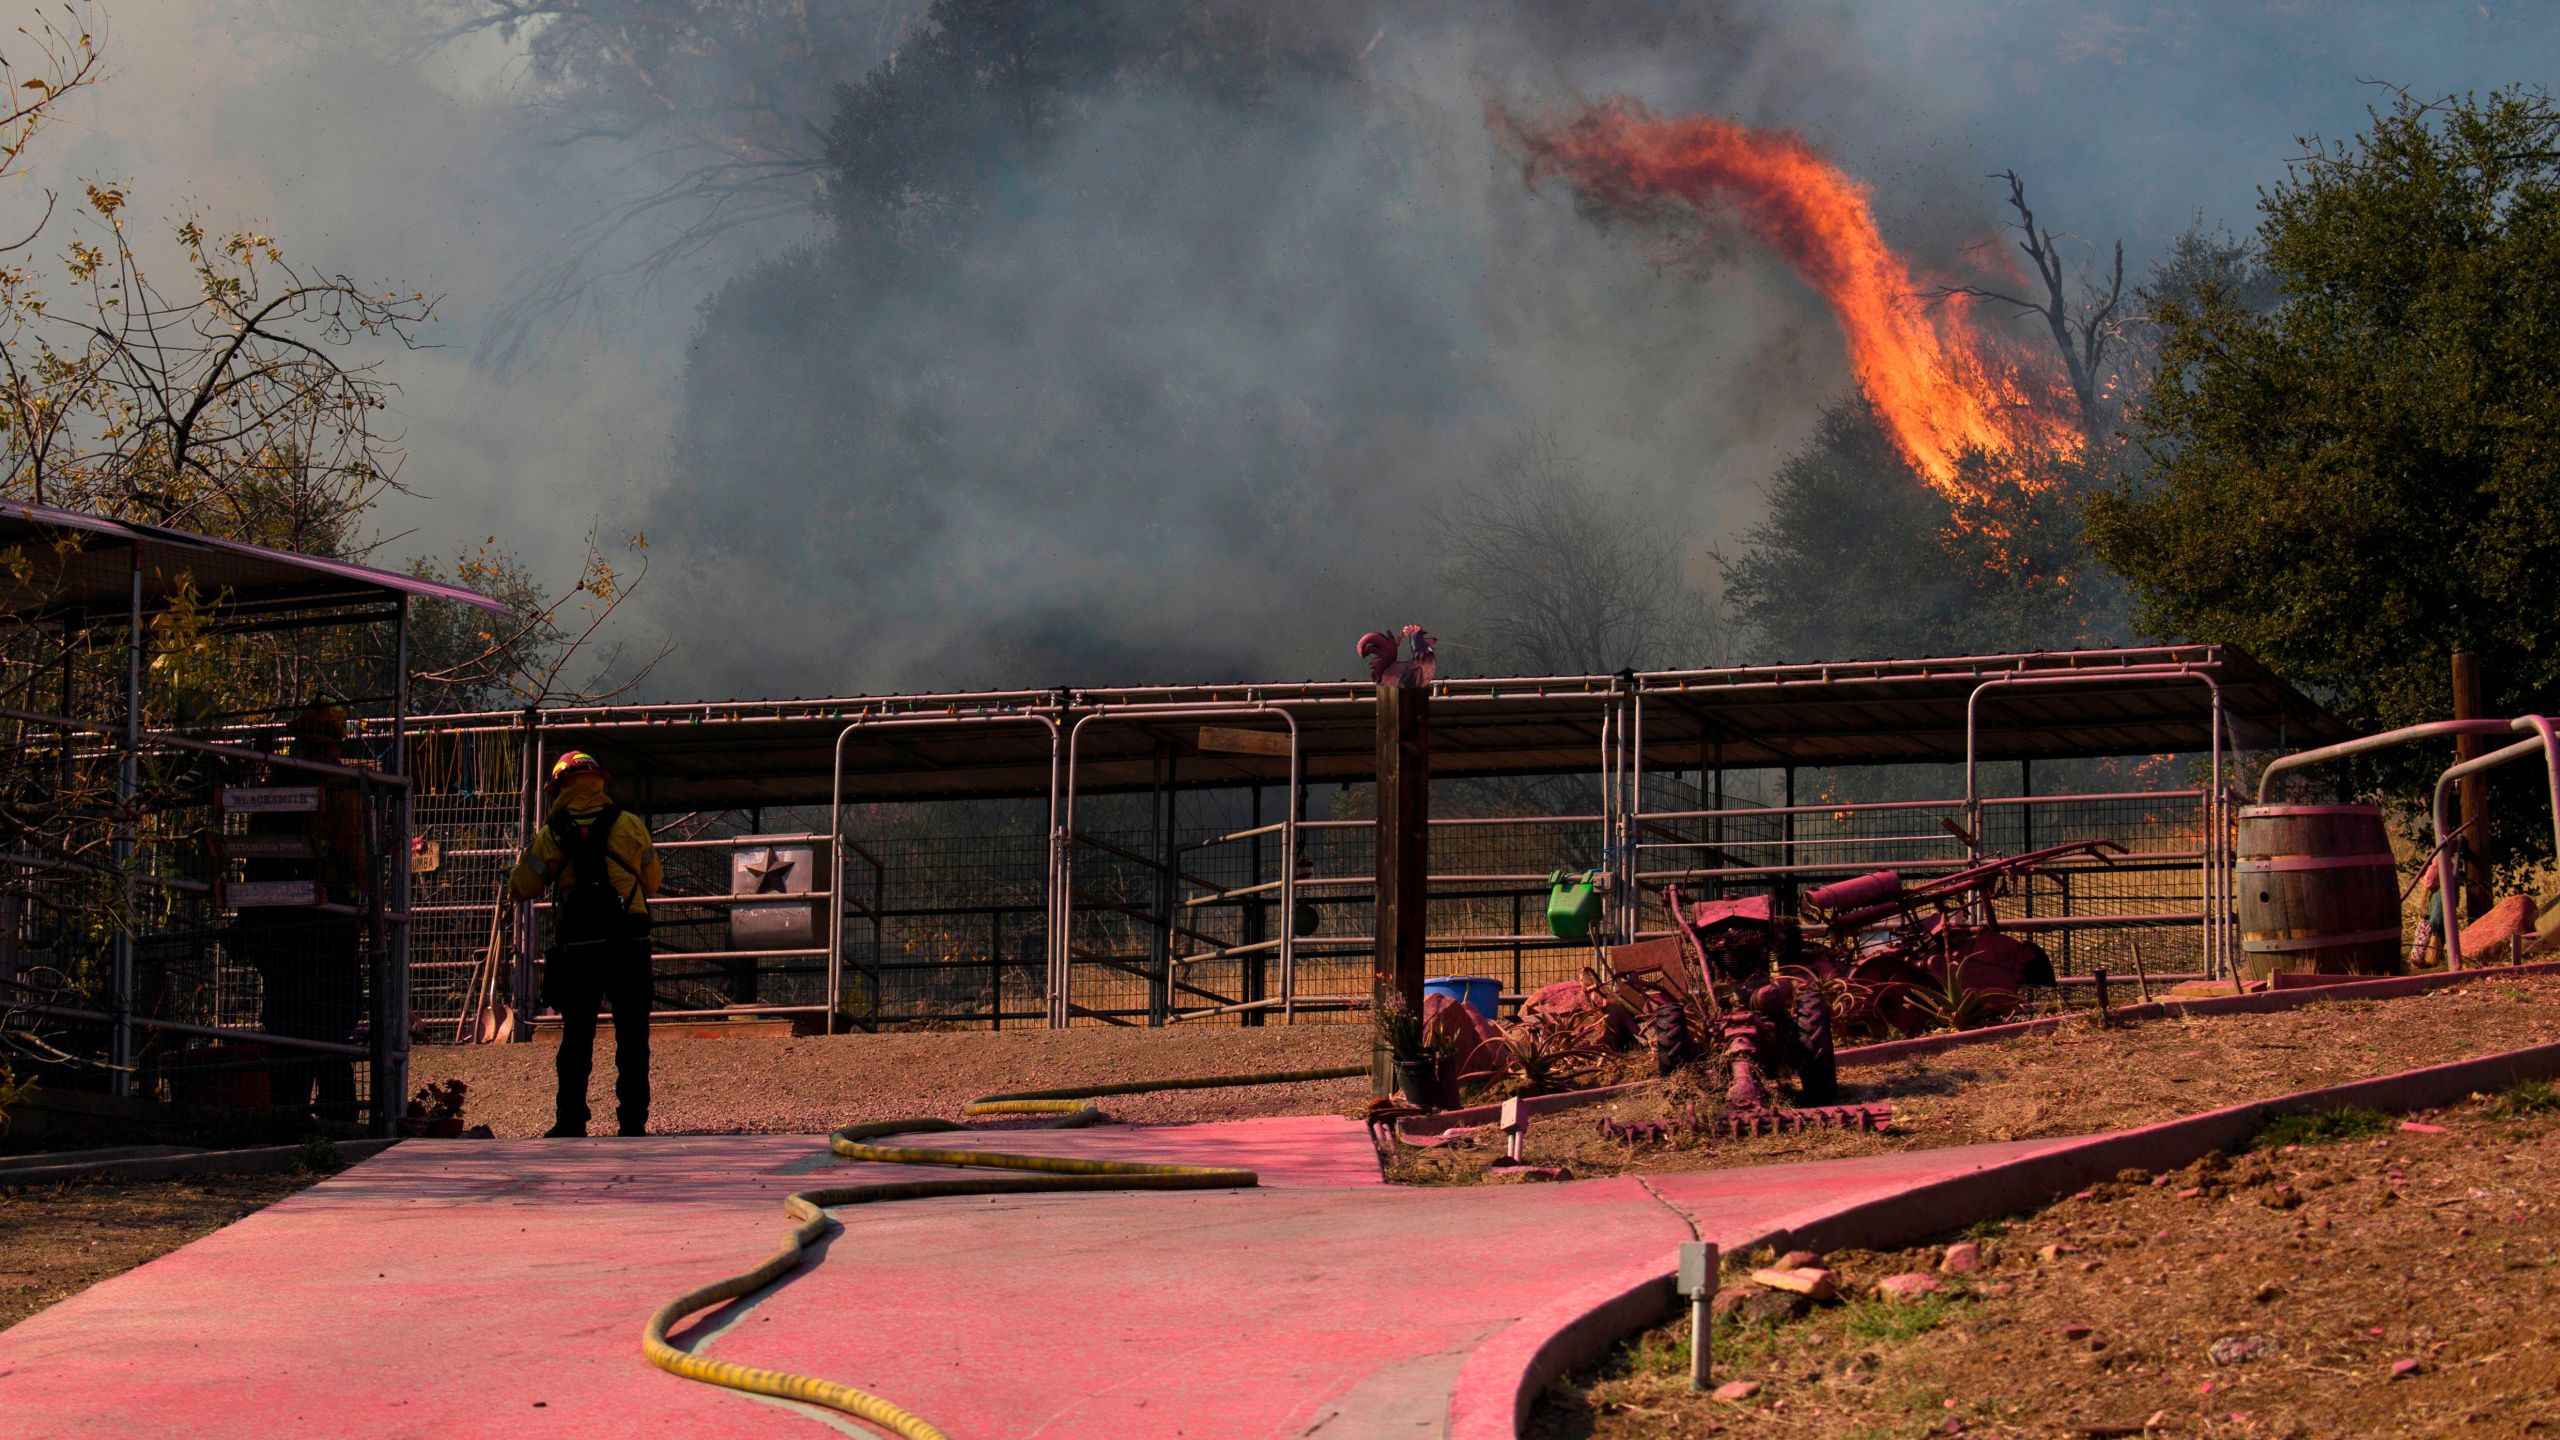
[1531,1085,2560,1439]
[0,1171,328,1332]
[413,1023,1374,1136]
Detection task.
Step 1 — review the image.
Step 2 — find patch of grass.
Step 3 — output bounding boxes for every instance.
[1962,1214,2014,1241]
[293,1134,344,1174]
[1842,1292,1957,1344]
[2486,1079,2560,1118]
[2252,1105,2394,1150]
[1617,1325,1690,1380]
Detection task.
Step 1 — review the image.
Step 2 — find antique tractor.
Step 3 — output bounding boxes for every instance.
[1608,840,2122,1133]
[1602,893,1876,1134]
[1793,840,2123,1037]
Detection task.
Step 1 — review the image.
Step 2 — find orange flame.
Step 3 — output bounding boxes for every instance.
[1496,99,2079,500]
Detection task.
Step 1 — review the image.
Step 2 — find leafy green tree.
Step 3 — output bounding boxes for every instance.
[2087,86,2560,738]
[1722,400,2116,662]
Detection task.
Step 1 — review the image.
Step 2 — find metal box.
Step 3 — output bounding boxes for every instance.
[729,843,815,949]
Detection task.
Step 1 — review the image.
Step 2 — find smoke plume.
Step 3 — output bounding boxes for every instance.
[34,0,2560,699]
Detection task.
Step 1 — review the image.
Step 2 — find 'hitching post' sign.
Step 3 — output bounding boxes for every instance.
[220,786,320,814]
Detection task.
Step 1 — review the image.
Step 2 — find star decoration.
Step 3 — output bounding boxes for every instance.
[741,851,797,894]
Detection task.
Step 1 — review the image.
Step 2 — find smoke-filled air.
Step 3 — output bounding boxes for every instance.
[27,0,2560,700]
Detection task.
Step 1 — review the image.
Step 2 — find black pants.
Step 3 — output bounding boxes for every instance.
[239,912,364,1121]
[549,941,652,1133]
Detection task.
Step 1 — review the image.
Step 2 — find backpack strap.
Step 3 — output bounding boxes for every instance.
[547,803,633,906]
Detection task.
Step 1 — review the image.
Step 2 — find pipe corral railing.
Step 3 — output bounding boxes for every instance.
[381,647,2363,1035]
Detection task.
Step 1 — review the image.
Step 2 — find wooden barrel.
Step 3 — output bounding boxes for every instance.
[2233,804,2404,980]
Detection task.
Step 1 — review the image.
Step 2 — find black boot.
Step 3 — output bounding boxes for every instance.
[543,1120,586,1138]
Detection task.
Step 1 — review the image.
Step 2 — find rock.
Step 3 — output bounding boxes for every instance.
[1977,1280,2015,1298]
[1711,1379,1761,1403]
[2251,1282,2282,1305]
[1875,1272,1944,1302]
[2178,1186,2205,1199]
[1775,1249,1825,1271]
[1740,1288,1814,1325]
[2037,1243,2086,1262]
[2060,1324,2094,1340]
[2209,1334,2280,1366]
[1711,1288,1751,1320]
[1750,1266,1838,1300]
[1825,1350,1882,1383]
[2390,1358,2422,1380]
[1941,1241,1982,1274]
[2400,1121,2448,1135]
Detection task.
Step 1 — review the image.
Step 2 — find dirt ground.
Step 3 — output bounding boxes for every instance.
[412,1021,1374,1136]
[1394,973,2560,1184]
[0,1170,327,1332]
[1528,1083,2560,1440]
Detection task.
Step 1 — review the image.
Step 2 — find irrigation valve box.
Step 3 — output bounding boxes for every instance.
[730,843,816,948]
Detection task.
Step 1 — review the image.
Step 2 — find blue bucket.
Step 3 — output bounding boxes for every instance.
[1423,976,1502,1023]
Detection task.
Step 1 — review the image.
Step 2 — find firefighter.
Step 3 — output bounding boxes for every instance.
[510,751,662,1137]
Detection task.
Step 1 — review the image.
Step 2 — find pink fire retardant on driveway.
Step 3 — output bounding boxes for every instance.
[0,1118,2073,1439]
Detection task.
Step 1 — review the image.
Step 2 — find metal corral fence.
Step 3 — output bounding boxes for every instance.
[400,776,2231,1036]
[396,655,2287,1036]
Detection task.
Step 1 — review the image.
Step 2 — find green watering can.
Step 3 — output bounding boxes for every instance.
[1546,869,1603,940]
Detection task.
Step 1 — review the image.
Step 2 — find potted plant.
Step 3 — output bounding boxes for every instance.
[402,1078,470,1138]
[1380,996,1445,1110]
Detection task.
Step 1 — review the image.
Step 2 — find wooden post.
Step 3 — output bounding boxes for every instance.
[1372,682,1430,1097]
[2453,651,2490,923]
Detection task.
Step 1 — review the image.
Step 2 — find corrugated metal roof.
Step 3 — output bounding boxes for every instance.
[404,644,2345,808]
[0,501,510,619]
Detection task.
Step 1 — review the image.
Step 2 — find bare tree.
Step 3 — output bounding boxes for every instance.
[1441,429,1727,676]
[1930,170,2128,438]
[406,527,671,710]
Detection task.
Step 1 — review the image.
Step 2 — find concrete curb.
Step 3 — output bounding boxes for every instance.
[0,1137,401,1187]
[1446,1035,2560,1440]
[1839,958,2560,1069]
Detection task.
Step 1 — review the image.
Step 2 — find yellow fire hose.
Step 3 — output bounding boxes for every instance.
[640,1064,1370,1439]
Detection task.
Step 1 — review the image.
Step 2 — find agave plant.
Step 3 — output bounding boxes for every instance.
[1904,966,2016,1033]
[1462,1015,1612,1094]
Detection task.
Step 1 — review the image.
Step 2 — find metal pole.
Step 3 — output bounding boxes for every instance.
[1624,692,1643,944]
[1780,765,1797,914]
[513,708,543,1030]
[1150,750,1176,1026]
[376,596,412,1135]
[2020,759,2035,921]
[1283,754,1301,1024]
[110,552,140,1096]
[1243,786,1265,1027]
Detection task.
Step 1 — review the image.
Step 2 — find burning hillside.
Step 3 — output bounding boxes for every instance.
[1493,98,2082,503]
